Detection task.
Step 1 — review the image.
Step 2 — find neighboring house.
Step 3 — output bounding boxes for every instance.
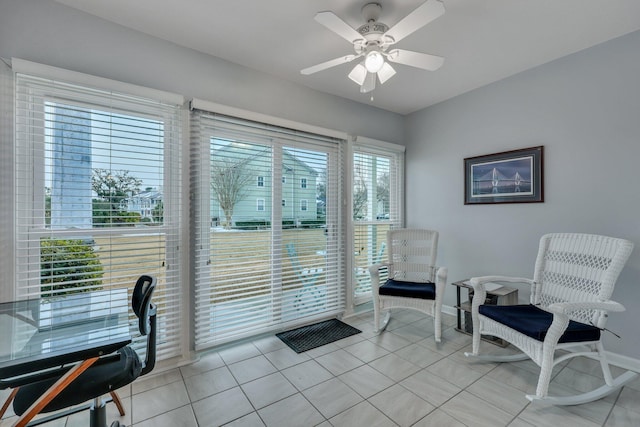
[210,142,319,226]
[122,189,163,221]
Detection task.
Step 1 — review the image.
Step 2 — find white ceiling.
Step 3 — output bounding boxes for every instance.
[55,0,640,115]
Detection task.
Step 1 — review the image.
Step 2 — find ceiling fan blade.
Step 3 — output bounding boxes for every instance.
[301,54,357,75]
[377,62,396,84]
[387,49,444,71]
[361,72,376,93]
[348,63,367,86]
[315,11,364,43]
[384,0,445,44]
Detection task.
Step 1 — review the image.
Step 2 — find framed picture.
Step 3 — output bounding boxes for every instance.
[464,146,544,204]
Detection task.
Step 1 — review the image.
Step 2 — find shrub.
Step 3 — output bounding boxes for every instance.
[40,238,104,298]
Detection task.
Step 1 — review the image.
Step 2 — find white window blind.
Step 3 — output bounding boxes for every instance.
[0,59,14,302]
[191,109,345,349]
[14,69,183,361]
[352,142,404,303]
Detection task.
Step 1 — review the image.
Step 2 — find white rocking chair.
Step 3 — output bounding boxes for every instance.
[465,233,637,405]
[370,229,447,342]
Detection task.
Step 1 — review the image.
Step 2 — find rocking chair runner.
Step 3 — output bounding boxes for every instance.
[465,233,637,405]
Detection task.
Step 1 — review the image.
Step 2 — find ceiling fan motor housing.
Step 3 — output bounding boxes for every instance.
[357,3,389,40]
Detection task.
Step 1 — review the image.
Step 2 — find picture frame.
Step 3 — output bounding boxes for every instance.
[464,146,544,205]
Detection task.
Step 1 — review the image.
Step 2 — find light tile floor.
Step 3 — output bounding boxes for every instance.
[2,310,639,426]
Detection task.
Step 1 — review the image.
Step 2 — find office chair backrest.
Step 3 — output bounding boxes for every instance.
[532,233,634,326]
[133,274,157,376]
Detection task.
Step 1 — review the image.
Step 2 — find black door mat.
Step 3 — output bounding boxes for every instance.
[276,319,361,353]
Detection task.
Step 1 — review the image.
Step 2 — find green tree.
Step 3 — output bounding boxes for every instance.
[210,158,253,229]
[40,238,103,298]
[353,174,368,220]
[91,169,142,226]
[45,187,51,226]
[152,200,164,223]
[376,172,390,217]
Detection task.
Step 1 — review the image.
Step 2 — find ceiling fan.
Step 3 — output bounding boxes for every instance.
[301,0,445,94]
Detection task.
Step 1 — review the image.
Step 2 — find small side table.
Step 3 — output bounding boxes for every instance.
[452,279,518,347]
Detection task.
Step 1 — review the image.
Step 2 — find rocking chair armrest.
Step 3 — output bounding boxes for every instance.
[547,300,626,315]
[435,266,448,289]
[541,300,625,346]
[369,262,391,289]
[369,262,390,278]
[434,266,448,304]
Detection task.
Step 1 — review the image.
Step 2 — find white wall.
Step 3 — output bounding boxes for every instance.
[405,30,640,358]
[0,0,403,143]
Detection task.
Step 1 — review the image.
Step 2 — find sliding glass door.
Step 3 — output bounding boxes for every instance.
[192,112,344,349]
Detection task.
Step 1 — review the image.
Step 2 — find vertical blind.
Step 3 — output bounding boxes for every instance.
[191,107,345,349]
[352,142,404,302]
[14,69,183,360]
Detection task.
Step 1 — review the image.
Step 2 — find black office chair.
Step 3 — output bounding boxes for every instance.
[12,275,157,427]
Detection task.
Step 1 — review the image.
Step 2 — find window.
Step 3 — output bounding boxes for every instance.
[300,199,308,211]
[257,176,264,187]
[0,60,12,302]
[191,103,346,349]
[300,178,307,189]
[257,198,265,211]
[351,140,404,305]
[14,61,184,360]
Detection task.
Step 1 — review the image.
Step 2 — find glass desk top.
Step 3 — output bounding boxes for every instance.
[0,289,131,383]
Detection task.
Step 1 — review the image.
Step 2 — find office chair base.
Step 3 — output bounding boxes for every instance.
[89,398,127,427]
[90,398,107,427]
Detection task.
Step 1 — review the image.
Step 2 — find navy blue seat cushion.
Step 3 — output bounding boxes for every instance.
[13,346,142,415]
[479,304,601,343]
[379,278,436,300]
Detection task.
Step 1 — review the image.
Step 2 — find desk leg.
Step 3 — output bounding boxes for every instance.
[13,357,99,427]
[1,388,18,418]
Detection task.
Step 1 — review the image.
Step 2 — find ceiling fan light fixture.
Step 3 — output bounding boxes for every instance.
[377,62,396,84]
[348,63,367,85]
[361,72,376,93]
[364,50,384,73]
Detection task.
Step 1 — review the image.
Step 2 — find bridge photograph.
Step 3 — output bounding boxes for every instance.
[464,146,544,204]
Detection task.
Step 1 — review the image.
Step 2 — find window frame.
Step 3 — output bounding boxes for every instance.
[348,137,405,309]
[12,59,187,363]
